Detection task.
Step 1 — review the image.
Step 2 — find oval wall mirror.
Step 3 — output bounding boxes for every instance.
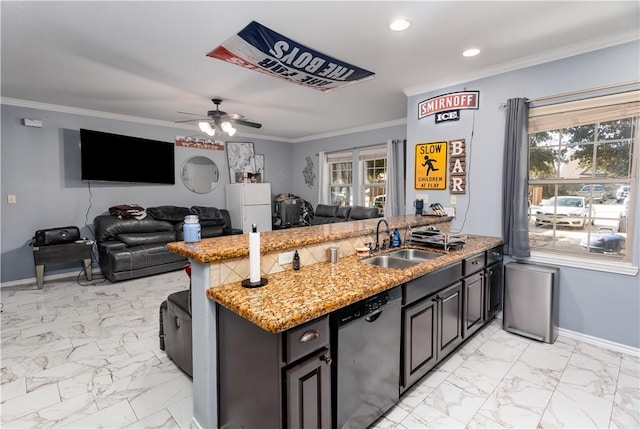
[181,156,219,194]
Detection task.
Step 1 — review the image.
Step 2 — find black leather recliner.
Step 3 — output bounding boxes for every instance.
[158,212,242,377]
[159,265,193,376]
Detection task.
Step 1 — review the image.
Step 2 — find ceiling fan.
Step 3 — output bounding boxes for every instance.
[176,98,262,137]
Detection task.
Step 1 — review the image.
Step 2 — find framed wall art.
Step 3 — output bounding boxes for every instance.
[226,142,255,183]
[250,154,265,183]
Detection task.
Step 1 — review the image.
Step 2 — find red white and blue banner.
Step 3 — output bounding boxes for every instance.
[208,21,375,92]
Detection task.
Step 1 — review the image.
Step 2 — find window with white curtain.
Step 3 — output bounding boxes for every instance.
[528,91,638,265]
[327,146,388,210]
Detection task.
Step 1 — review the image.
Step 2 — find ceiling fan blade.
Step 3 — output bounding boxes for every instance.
[232,118,262,129]
[176,111,203,116]
[175,118,207,124]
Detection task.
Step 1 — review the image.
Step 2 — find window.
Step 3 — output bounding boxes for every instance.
[327,146,387,212]
[329,152,353,205]
[360,148,387,214]
[528,91,638,265]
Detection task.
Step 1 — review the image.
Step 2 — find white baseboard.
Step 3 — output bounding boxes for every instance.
[557,327,640,357]
[1,268,102,289]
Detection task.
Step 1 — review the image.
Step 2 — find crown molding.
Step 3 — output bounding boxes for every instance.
[404,31,640,97]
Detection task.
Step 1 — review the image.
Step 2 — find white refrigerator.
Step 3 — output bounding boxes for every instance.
[225,183,272,233]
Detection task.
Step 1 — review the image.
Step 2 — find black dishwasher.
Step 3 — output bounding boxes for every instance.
[331,286,402,429]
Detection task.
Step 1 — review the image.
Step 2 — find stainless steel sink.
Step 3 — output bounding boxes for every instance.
[387,249,443,261]
[359,255,419,269]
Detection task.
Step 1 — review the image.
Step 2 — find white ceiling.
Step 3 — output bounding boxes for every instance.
[2,1,638,142]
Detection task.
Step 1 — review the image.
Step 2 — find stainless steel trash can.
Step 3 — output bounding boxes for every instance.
[503,262,559,344]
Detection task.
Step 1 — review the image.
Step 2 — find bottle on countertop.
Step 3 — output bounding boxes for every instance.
[293,250,300,271]
[391,228,402,248]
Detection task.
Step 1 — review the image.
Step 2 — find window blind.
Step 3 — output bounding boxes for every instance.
[529,90,640,133]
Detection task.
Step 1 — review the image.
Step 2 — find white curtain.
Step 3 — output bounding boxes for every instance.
[317,151,329,204]
[385,139,405,216]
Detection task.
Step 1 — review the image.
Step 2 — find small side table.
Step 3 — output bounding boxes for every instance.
[32,240,93,288]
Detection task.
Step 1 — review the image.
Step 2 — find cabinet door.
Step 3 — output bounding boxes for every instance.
[285,348,332,429]
[438,281,464,357]
[463,272,484,338]
[402,296,437,391]
[485,262,503,321]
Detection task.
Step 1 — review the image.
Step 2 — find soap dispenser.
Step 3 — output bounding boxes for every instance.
[391,229,402,248]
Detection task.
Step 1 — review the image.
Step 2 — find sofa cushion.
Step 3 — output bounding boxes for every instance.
[147,206,192,222]
[118,231,177,247]
[335,205,351,222]
[349,205,380,220]
[176,225,224,241]
[108,243,186,272]
[94,215,174,241]
[190,206,225,224]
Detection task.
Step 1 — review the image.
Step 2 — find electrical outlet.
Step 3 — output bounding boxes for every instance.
[417,193,429,204]
[278,251,295,265]
[450,195,457,205]
[7,194,16,204]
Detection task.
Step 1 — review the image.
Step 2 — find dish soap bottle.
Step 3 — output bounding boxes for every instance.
[293,250,300,271]
[391,228,402,248]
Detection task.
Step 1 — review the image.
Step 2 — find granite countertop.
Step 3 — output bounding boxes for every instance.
[167,214,452,263]
[207,234,503,334]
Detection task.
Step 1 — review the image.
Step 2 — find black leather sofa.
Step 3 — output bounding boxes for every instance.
[94,206,241,282]
[310,204,380,225]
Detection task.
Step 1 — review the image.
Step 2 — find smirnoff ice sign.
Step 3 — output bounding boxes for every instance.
[418,91,480,122]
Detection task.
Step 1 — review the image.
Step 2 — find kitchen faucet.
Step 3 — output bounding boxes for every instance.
[375,218,390,252]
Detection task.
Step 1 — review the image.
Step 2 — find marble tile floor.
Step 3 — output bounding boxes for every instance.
[1,271,639,428]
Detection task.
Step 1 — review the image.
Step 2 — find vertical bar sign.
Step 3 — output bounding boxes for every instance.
[449,139,467,194]
[415,141,447,189]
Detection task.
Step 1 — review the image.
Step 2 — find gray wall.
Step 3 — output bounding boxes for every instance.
[291,124,407,205]
[404,41,639,348]
[1,105,293,283]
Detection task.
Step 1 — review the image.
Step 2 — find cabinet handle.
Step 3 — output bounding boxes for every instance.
[299,330,320,343]
[472,260,480,265]
[491,251,501,257]
[320,354,333,365]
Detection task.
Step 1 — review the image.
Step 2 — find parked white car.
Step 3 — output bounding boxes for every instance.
[616,185,630,202]
[534,196,593,228]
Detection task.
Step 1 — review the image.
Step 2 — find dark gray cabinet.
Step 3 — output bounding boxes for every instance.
[217,306,331,429]
[485,246,504,321]
[286,348,332,429]
[462,271,485,338]
[401,267,463,393]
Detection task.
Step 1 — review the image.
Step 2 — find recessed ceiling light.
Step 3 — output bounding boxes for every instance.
[390,18,411,32]
[463,48,481,57]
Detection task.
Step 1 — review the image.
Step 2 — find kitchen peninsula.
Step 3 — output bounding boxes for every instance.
[167,215,503,429]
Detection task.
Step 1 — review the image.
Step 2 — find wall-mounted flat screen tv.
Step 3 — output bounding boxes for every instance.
[80,129,175,185]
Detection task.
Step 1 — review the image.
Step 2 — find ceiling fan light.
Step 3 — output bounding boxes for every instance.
[221,121,232,133]
[227,126,236,137]
[199,121,215,135]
